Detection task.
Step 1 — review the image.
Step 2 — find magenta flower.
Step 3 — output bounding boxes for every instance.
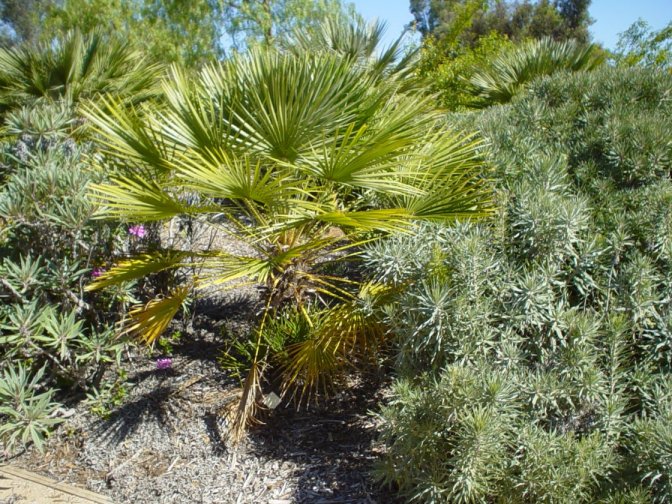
[156,357,173,370]
[92,267,105,278]
[128,224,146,238]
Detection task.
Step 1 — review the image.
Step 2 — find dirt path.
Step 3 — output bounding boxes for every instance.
[0,465,112,504]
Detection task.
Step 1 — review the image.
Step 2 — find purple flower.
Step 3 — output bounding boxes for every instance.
[128,224,146,238]
[156,357,173,370]
[92,267,105,278]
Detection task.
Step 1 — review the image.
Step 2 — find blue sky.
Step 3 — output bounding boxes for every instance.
[350,0,672,50]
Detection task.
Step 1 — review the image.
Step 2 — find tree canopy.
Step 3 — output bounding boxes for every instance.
[1,0,361,67]
[0,0,51,46]
[615,18,672,69]
[410,0,593,45]
[42,0,225,67]
[222,0,360,51]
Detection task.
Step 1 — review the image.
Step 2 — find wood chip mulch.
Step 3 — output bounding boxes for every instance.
[8,321,399,504]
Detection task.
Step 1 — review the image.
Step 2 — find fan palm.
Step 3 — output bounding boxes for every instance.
[84,47,493,441]
[469,37,605,106]
[286,16,417,84]
[0,29,163,113]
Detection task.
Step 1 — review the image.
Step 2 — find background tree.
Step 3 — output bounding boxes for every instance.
[556,0,591,36]
[37,0,361,66]
[0,0,53,46]
[417,31,514,109]
[614,18,672,69]
[410,0,593,45]
[221,0,360,51]
[412,0,596,111]
[410,0,486,42]
[42,0,225,68]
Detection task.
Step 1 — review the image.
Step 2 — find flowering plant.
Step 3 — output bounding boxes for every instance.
[156,357,172,370]
[128,224,146,238]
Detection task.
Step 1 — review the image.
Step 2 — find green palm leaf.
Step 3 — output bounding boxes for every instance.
[469,37,605,106]
[0,30,163,112]
[84,96,173,173]
[86,251,193,291]
[89,176,202,221]
[280,284,390,401]
[171,150,294,206]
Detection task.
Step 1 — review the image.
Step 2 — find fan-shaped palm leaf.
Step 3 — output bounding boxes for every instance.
[281,297,388,402]
[125,287,190,344]
[469,38,605,106]
[0,30,163,114]
[286,16,417,85]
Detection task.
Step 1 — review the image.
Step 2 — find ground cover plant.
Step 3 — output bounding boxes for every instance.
[371,65,672,503]
[0,103,127,454]
[0,31,162,455]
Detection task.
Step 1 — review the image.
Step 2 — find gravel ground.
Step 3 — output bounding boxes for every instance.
[11,313,396,504]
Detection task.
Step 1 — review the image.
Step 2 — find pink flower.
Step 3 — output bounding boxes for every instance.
[156,357,173,370]
[92,267,105,278]
[128,224,146,238]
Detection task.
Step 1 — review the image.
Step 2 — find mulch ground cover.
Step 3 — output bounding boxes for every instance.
[8,312,399,504]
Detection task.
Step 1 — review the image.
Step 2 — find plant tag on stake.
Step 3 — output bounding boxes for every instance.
[263,391,281,409]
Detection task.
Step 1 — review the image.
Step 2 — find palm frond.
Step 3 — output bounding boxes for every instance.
[226,361,262,444]
[196,253,278,287]
[286,16,418,84]
[198,240,349,290]
[161,65,238,157]
[390,130,495,220]
[0,29,163,112]
[89,176,196,221]
[86,251,192,291]
[469,38,605,106]
[125,286,190,344]
[193,50,376,161]
[171,149,295,206]
[315,208,416,232]
[294,98,432,193]
[280,295,388,402]
[83,96,174,173]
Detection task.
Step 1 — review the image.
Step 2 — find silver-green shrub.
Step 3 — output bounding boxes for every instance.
[366,223,501,373]
[0,104,130,453]
[373,65,672,502]
[0,364,64,454]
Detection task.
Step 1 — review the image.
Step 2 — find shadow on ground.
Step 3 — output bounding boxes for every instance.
[248,373,401,504]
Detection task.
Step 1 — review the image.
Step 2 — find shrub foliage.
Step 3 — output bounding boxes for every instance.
[0,30,161,454]
[371,65,672,503]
